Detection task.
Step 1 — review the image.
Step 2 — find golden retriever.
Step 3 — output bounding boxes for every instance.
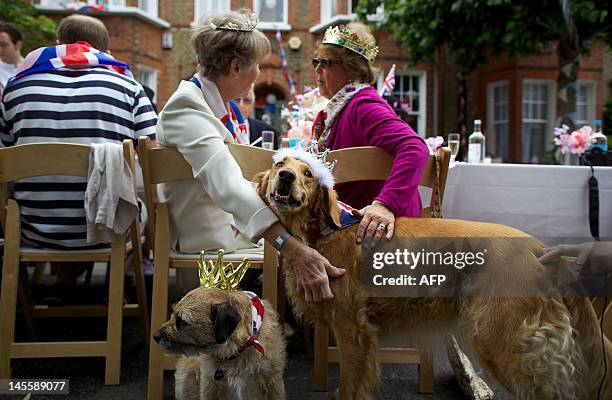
[254,154,612,400]
[154,287,286,399]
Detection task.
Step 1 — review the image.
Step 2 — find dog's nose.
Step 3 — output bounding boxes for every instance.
[153,330,162,343]
[279,169,295,183]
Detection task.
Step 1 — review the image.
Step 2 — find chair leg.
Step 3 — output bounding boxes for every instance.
[418,344,434,393]
[147,254,170,399]
[0,201,21,379]
[104,235,126,385]
[262,241,278,310]
[313,324,329,392]
[131,243,150,347]
[18,265,37,340]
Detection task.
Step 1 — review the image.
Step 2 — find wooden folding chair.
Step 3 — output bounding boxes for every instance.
[139,137,281,400]
[0,140,149,385]
[313,146,451,394]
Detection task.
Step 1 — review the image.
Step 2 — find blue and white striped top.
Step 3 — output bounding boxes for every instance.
[0,67,157,249]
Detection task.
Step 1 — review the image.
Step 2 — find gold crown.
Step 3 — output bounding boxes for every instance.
[198,249,251,291]
[210,13,259,32]
[322,26,379,63]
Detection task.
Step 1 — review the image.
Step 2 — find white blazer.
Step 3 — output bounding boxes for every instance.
[156,78,278,253]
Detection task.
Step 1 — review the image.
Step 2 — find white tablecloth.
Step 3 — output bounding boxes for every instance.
[441,163,612,243]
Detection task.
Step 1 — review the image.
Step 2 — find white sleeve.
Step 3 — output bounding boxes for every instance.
[158,90,278,241]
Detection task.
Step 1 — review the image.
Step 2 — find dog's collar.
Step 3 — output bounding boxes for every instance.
[216,291,265,363]
[243,291,265,355]
[306,201,361,245]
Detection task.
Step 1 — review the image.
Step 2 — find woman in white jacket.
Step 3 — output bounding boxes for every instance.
[156,9,343,302]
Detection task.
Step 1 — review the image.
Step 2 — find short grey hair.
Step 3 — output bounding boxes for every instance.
[191,9,271,80]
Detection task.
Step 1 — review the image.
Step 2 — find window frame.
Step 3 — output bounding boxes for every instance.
[486,80,510,159]
[575,79,596,127]
[253,0,290,30]
[39,0,127,5]
[521,79,556,163]
[193,0,230,24]
[137,64,159,103]
[380,69,427,137]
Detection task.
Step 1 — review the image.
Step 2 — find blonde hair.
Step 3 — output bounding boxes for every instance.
[318,22,378,85]
[191,9,271,80]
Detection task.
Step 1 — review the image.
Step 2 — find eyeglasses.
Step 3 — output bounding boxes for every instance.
[312,58,342,69]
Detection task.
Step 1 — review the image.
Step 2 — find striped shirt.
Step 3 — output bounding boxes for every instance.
[0,68,157,249]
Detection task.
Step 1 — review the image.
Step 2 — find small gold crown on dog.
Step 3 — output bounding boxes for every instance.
[198,249,251,291]
[323,26,379,62]
[210,13,259,32]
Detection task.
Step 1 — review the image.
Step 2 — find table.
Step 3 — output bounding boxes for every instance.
[441,163,612,244]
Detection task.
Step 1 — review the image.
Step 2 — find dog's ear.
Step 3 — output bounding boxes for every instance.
[318,185,341,229]
[252,171,270,197]
[211,301,241,344]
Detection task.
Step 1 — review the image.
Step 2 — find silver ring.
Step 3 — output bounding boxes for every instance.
[377,223,386,231]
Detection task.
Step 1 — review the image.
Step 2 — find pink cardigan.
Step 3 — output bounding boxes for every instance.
[324,87,429,217]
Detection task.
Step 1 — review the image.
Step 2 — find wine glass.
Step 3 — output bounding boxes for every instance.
[447,133,460,162]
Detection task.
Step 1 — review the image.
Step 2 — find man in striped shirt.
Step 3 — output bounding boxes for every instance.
[0,15,156,301]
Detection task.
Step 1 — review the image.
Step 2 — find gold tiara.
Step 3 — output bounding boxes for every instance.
[322,26,379,63]
[198,249,251,291]
[210,13,259,32]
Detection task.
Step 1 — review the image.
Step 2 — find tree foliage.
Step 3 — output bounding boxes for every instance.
[356,0,611,74]
[0,0,56,54]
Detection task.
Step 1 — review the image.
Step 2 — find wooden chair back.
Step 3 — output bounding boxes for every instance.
[0,139,148,385]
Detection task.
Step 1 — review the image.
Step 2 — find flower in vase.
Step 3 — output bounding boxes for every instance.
[569,126,592,155]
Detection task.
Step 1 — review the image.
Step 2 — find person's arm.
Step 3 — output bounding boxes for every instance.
[352,98,429,245]
[159,90,276,241]
[590,242,612,276]
[0,94,15,147]
[132,83,158,144]
[260,222,345,302]
[160,90,344,300]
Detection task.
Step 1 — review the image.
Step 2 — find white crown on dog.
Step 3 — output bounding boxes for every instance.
[273,147,336,188]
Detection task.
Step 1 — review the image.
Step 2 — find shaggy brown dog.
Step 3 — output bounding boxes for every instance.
[255,155,612,400]
[154,287,286,400]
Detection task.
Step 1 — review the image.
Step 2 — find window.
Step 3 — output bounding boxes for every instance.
[194,0,230,23]
[39,0,126,7]
[320,0,353,23]
[137,66,158,103]
[139,0,157,16]
[487,81,509,159]
[522,80,555,163]
[576,80,596,127]
[387,71,427,136]
[253,0,288,24]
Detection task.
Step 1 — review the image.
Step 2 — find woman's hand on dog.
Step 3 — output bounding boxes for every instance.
[352,201,395,248]
[281,238,345,302]
[539,242,594,267]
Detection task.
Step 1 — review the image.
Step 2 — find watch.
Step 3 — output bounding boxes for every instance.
[273,231,291,251]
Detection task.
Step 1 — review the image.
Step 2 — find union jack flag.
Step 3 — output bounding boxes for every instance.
[10,41,132,86]
[378,64,396,97]
[338,201,361,229]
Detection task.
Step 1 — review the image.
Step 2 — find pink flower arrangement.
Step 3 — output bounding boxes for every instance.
[281,88,328,145]
[554,124,593,155]
[425,136,444,154]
